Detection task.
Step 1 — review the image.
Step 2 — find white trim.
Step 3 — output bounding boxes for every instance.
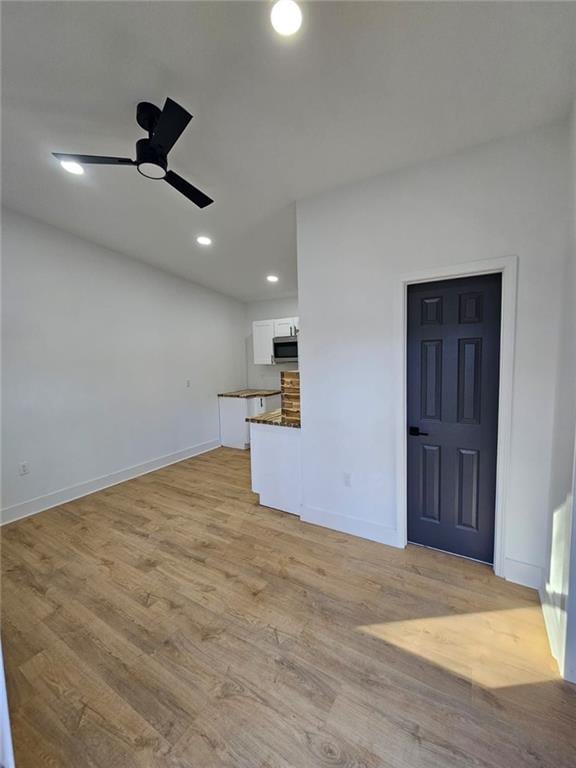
[500,557,542,590]
[1,439,220,526]
[394,255,519,582]
[0,641,15,768]
[301,505,403,548]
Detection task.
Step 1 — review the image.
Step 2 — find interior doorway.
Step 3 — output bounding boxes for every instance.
[406,273,502,563]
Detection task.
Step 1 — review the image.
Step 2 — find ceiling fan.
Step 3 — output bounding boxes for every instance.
[53,98,213,209]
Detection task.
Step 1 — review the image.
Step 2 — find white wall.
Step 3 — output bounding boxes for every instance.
[542,107,576,676]
[245,297,298,389]
[542,102,576,680]
[1,209,247,522]
[566,101,576,683]
[297,122,570,590]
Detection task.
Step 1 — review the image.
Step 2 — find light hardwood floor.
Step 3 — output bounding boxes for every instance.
[1,447,575,767]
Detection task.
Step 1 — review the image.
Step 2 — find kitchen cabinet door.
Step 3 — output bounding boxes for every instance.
[248,394,281,417]
[253,320,275,364]
[273,317,294,338]
[247,397,266,417]
[219,398,250,449]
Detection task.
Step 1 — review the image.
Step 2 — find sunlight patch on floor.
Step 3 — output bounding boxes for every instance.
[358,606,560,688]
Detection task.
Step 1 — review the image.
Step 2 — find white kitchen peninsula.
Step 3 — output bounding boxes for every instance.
[248,412,301,515]
[246,370,301,516]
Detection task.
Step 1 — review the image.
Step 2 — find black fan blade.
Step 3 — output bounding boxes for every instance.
[165,171,213,208]
[149,98,192,155]
[53,153,134,166]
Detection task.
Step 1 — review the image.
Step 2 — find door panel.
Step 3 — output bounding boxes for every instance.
[421,340,442,420]
[273,318,294,337]
[457,448,480,530]
[421,444,441,522]
[457,338,482,423]
[253,320,274,365]
[407,274,501,563]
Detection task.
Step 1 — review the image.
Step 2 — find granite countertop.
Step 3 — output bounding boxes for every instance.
[246,409,301,428]
[218,389,281,399]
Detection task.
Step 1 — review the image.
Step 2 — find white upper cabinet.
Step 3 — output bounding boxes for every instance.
[273,317,294,337]
[252,320,275,365]
[252,316,299,364]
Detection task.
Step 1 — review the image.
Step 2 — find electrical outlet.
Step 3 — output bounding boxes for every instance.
[343,472,352,487]
[18,461,30,476]
[186,379,191,388]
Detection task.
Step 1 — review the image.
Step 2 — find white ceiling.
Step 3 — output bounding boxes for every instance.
[2,2,576,302]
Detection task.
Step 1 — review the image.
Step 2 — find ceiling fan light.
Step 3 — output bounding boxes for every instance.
[137,162,166,180]
[60,160,84,175]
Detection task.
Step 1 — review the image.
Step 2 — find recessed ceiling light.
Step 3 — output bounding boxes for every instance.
[196,235,212,246]
[60,160,84,175]
[267,275,279,283]
[271,0,302,36]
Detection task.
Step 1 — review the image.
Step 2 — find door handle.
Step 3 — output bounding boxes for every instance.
[409,426,429,437]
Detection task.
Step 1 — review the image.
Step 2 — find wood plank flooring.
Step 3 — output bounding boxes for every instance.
[1,447,575,767]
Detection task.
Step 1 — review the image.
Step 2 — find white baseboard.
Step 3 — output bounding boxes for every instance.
[301,506,543,590]
[300,505,403,548]
[1,439,221,526]
[502,557,543,590]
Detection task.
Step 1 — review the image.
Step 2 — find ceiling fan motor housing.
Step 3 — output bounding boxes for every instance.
[136,138,167,179]
[136,101,161,135]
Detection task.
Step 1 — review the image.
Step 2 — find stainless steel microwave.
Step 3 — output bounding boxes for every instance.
[273,335,298,363]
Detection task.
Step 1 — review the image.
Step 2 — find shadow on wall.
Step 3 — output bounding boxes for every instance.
[543,497,572,666]
[547,499,572,613]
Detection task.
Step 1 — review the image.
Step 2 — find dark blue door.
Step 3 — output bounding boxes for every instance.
[407,274,501,563]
